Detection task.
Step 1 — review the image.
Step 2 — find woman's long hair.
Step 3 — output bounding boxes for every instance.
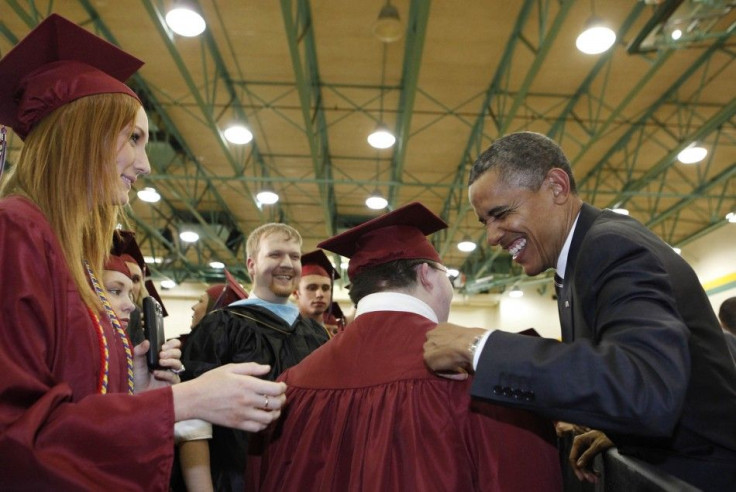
[1,93,140,310]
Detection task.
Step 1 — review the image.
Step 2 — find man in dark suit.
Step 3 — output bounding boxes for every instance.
[423,131,736,491]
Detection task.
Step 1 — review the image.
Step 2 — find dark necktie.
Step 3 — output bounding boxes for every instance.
[553,273,563,299]
[554,273,573,340]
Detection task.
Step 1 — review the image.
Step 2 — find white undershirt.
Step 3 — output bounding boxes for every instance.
[471,212,581,369]
[355,292,438,323]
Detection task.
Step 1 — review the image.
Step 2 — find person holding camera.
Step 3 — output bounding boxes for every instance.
[0,14,286,489]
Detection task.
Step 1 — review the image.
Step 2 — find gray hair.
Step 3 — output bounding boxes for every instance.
[469,131,577,193]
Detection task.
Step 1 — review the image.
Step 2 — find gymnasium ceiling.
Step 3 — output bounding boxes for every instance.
[2,0,735,297]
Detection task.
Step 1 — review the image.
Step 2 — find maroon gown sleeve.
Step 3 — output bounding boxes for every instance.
[0,197,175,491]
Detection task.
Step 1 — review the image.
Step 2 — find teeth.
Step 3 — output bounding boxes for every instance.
[508,238,527,259]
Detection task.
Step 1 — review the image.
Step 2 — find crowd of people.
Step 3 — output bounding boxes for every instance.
[1,13,735,492]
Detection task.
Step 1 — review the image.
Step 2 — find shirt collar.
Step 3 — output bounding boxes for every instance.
[355,292,438,323]
[555,211,581,280]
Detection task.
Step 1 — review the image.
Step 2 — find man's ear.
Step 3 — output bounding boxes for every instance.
[417,263,434,290]
[546,168,571,202]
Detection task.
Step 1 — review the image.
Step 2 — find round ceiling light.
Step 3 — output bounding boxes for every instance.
[165,7,206,37]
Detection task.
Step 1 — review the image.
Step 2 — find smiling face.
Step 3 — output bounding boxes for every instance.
[295,274,332,321]
[247,232,302,303]
[469,168,573,277]
[102,270,137,330]
[113,106,151,205]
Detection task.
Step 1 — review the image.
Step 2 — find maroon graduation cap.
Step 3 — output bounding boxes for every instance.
[211,269,249,310]
[301,249,340,280]
[104,254,132,278]
[318,202,447,280]
[0,13,142,140]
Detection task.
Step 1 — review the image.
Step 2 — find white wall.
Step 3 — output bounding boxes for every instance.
[681,224,736,315]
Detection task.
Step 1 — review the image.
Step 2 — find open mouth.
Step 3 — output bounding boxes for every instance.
[508,237,527,260]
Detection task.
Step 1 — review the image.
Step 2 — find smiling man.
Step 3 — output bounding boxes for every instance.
[182,223,329,491]
[423,131,736,491]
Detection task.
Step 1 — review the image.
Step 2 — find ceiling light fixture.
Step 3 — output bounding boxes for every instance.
[160,279,177,289]
[209,261,225,269]
[508,285,524,298]
[367,124,396,149]
[576,19,616,54]
[446,268,460,278]
[365,191,388,210]
[165,6,206,37]
[256,189,279,205]
[179,230,199,243]
[677,143,707,164]
[726,212,736,223]
[576,0,616,56]
[367,42,395,150]
[144,256,163,264]
[137,187,161,203]
[457,238,477,253]
[372,2,403,43]
[223,124,253,145]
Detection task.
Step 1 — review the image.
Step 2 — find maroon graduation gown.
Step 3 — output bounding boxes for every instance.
[0,196,175,490]
[248,310,562,491]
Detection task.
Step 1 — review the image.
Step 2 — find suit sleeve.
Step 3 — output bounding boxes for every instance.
[471,226,690,436]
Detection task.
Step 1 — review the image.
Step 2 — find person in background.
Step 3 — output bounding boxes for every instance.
[103,253,215,492]
[175,271,249,491]
[718,296,736,360]
[183,223,330,491]
[111,229,168,316]
[248,202,562,492]
[102,254,140,335]
[294,249,341,336]
[190,271,247,332]
[423,131,736,491]
[0,15,285,489]
[322,301,348,337]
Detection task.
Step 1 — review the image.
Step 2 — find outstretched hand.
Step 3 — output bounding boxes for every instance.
[423,323,487,380]
[173,362,287,433]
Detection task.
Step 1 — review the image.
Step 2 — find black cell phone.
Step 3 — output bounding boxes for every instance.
[142,296,165,370]
[126,308,145,346]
